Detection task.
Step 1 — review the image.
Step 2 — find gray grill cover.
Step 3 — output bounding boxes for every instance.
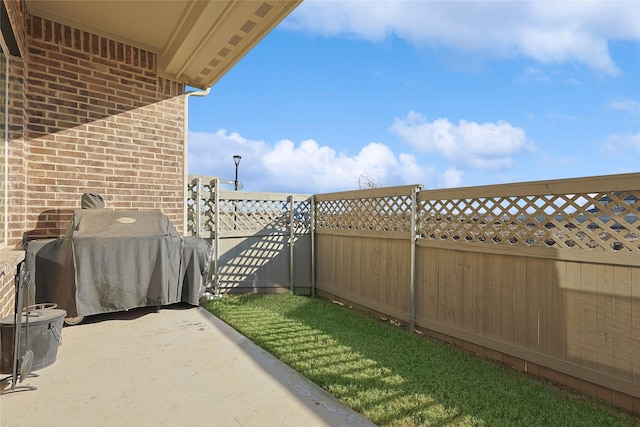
[71,210,182,315]
[26,210,212,318]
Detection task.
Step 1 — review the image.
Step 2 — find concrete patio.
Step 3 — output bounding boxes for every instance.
[0,303,375,427]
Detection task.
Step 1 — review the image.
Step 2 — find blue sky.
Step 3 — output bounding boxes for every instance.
[187,1,640,194]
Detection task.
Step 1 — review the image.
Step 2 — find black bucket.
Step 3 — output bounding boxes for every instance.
[0,307,66,373]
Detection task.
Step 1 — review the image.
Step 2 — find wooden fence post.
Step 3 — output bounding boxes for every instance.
[195,176,202,237]
[311,195,316,298]
[288,195,294,294]
[213,178,221,297]
[410,185,420,332]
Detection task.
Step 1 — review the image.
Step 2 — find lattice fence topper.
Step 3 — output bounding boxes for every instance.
[292,198,312,235]
[190,175,638,252]
[186,178,214,236]
[417,191,639,252]
[187,176,312,237]
[316,195,413,233]
[216,197,311,234]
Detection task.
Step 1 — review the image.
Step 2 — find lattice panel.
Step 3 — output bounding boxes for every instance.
[293,199,312,235]
[186,178,215,236]
[187,177,312,237]
[186,180,197,235]
[217,199,292,233]
[316,195,412,232]
[417,191,639,252]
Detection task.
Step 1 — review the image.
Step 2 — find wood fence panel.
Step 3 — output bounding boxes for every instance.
[355,236,368,300]
[499,255,515,343]
[439,249,451,325]
[315,236,335,287]
[524,257,541,351]
[491,255,504,340]
[613,265,633,380]
[470,251,485,336]
[387,239,410,315]
[453,250,465,330]
[383,242,392,308]
[343,236,354,296]
[462,251,475,332]
[565,261,582,367]
[633,270,640,384]
[483,253,496,338]
[321,235,335,291]
[316,234,412,321]
[513,256,528,347]
[351,237,368,302]
[293,234,312,290]
[336,235,346,293]
[217,234,290,292]
[553,260,567,361]
[581,263,599,370]
[353,236,365,302]
[596,264,615,375]
[370,242,384,307]
[429,248,440,325]
[533,257,565,360]
[417,246,439,323]
[537,258,555,357]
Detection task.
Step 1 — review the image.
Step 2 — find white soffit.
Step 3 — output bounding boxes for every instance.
[25,0,301,89]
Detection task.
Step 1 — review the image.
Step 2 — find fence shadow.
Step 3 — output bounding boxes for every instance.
[214,226,311,294]
[217,228,289,293]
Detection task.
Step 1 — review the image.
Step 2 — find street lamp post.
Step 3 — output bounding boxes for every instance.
[233,155,241,191]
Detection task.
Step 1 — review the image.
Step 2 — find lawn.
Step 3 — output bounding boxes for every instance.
[203,294,636,427]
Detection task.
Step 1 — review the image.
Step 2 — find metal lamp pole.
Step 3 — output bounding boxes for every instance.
[233,155,241,191]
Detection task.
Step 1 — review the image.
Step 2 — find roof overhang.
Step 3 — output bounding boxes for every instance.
[25,0,302,89]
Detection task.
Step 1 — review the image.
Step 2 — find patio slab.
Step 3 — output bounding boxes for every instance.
[0,303,375,427]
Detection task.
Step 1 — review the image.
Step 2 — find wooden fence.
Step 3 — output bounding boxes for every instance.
[188,172,639,411]
[187,176,312,294]
[314,173,639,410]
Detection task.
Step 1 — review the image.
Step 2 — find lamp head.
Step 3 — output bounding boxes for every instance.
[233,155,241,166]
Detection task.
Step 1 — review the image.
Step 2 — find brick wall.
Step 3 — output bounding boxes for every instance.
[24,15,186,241]
[0,3,188,318]
[0,251,25,318]
[1,0,28,319]
[8,56,26,248]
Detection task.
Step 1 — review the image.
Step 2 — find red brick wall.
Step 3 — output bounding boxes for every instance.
[24,15,186,242]
[8,55,26,248]
[0,3,188,318]
[1,0,28,319]
[0,251,25,318]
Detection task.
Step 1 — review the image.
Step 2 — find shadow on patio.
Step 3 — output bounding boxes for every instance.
[0,303,374,427]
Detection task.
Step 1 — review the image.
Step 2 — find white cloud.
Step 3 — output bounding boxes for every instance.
[602,131,640,158]
[390,111,531,171]
[518,66,551,83]
[283,1,640,75]
[440,167,464,188]
[188,130,431,193]
[607,99,640,116]
[516,27,617,74]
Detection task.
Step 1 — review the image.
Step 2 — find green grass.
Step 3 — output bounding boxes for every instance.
[203,294,637,427]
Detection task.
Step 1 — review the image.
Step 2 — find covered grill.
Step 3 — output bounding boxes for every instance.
[25,209,212,321]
